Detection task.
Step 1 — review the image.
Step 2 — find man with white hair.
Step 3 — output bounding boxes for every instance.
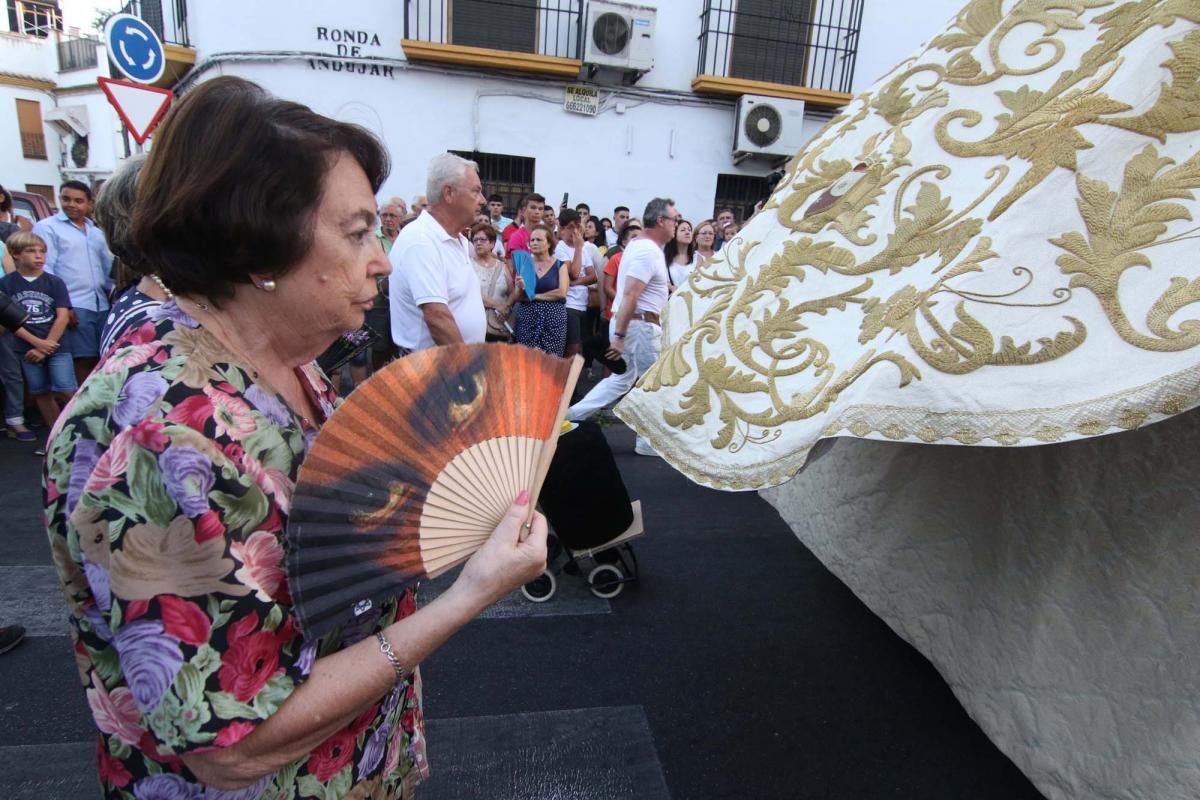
[377,202,404,253]
[387,196,409,217]
[389,153,488,352]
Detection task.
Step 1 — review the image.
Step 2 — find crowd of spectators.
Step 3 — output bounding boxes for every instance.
[350,172,745,390]
[356,152,753,452]
[0,163,751,443]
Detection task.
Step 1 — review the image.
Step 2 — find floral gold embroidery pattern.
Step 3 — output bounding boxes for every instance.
[616,1,1200,490]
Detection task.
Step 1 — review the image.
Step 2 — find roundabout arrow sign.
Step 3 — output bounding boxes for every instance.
[104,13,165,85]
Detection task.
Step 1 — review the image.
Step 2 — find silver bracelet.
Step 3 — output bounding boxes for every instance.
[375,631,405,683]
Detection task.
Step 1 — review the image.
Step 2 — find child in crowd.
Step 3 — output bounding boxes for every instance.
[0,237,36,442]
[0,232,75,453]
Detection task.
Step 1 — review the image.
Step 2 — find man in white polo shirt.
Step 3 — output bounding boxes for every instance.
[568,197,675,456]
[389,153,488,352]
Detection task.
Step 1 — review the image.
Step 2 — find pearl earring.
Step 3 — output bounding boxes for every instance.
[261,279,277,292]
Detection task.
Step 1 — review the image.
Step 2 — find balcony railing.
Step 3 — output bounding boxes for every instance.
[696,0,862,96]
[10,0,62,37]
[20,132,48,160]
[57,36,99,72]
[119,0,189,46]
[404,0,582,60]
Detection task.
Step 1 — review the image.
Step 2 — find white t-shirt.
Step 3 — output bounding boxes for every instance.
[554,241,600,312]
[611,237,669,318]
[668,256,698,291]
[389,210,487,351]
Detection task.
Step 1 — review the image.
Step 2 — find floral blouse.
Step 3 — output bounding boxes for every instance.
[44,301,427,799]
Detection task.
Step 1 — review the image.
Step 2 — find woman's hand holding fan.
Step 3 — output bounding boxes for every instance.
[451,491,549,610]
[287,343,583,641]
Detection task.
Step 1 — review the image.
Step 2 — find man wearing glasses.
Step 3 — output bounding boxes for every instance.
[568,197,675,456]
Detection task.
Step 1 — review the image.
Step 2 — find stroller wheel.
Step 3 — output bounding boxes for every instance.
[521,571,557,603]
[587,564,624,599]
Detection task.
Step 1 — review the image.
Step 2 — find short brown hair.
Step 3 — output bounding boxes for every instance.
[133,76,389,302]
[529,223,556,251]
[5,231,46,255]
[469,222,498,243]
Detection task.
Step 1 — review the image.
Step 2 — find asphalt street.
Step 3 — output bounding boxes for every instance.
[0,419,1046,799]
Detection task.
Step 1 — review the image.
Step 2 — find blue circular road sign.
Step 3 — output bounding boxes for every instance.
[104,13,165,84]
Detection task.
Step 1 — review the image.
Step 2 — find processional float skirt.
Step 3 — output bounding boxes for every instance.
[617,2,1200,490]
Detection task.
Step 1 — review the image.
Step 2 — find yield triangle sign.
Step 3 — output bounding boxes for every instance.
[98,77,173,144]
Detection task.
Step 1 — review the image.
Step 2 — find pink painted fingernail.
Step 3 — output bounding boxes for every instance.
[515,490,529,506]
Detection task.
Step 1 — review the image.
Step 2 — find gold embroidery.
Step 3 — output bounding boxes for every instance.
[929,0,1005,54]
[1052,144,1200,351]
[613,2,1200,491]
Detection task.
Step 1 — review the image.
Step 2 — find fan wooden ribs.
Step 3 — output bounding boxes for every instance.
[287,343,582,641]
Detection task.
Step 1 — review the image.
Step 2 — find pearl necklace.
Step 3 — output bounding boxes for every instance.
[149,274,174,300]
[151,274,211,311]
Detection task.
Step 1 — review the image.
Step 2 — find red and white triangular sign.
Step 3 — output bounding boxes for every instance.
[98,77,173,144]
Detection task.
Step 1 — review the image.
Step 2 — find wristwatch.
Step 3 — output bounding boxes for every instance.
[613,330,627,339]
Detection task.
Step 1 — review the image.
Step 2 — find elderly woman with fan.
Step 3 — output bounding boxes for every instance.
[43,76,549,799]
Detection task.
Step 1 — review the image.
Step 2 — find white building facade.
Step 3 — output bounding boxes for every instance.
[0,0,192,208]
[0,0,121,203]
[176,0,963,223]
[3,0,965,220]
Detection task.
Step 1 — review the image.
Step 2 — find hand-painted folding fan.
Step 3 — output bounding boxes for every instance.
[287,343,583,641]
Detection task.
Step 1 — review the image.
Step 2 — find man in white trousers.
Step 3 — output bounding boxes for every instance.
[567,197,677,456]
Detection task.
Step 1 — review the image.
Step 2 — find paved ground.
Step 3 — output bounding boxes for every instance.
[0,419,1047,799]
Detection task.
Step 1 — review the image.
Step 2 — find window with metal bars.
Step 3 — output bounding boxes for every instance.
[736,0,813,85]
[405,0,582,59]
[58,36,99,71]
[450,150,536,219]
[453,0,536,53]
[6,0,62,37]
[697,0,862,94]
[713,173,771,224]
[117,0,189,45]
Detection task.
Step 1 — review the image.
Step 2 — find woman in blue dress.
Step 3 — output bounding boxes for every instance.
[514,224,569,355]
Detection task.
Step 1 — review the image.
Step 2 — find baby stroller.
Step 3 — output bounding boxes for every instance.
[523,420,644,601]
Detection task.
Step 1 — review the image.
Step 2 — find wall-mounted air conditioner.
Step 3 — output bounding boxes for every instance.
[584,0,656,75]
[733,95,807,159]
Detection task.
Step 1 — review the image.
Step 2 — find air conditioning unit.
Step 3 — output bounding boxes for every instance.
[584,0,656,74]
[733,95,807,159]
